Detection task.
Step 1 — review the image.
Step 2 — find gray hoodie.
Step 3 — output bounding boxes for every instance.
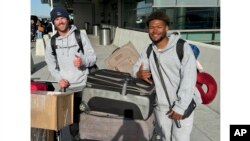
[132,31,201,115]
[45,25,96,88]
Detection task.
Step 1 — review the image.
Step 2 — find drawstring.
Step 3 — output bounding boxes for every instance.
[67,36,69,56]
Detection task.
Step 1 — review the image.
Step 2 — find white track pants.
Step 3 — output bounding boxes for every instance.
[154,106,194,141]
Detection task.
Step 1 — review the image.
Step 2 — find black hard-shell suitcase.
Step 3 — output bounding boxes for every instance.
[81,69,156,120]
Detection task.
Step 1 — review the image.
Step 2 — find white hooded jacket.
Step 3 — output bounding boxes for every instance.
[132,31,201,115]
[45,25,96,88]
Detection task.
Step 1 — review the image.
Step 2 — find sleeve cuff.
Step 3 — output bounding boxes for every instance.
[172,105,185,115]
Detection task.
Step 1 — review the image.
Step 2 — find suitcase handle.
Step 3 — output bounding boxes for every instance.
[59,87,66,92]
[121,78,129,95]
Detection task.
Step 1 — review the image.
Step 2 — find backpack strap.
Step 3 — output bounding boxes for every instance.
[176,38,186,62]
[50,32,60,56]
[51,30,84,56]
[74,30,84,54]
[50,29,98,73]
[50,30,85,71]
[147,39,185,62]
[75,30,99,73]
[146,44,153,59]
[50,32,60,70]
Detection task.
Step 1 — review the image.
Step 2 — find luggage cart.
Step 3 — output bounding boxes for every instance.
[31,87,74,141]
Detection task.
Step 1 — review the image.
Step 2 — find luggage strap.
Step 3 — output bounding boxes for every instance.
[83,111,126,119]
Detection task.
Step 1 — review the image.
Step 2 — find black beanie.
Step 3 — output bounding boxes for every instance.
[50,7,69,23]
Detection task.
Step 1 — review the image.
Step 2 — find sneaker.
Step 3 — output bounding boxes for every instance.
[72,133,80,141]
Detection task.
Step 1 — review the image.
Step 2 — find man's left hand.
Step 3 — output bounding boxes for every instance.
[73,55,83,68]
[167,110,183,120]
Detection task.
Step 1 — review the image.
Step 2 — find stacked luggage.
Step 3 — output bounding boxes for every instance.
[79,69,156,141]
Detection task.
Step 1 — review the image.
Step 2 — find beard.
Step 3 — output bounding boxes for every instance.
[55,22,69,33]
[149,33,167,45]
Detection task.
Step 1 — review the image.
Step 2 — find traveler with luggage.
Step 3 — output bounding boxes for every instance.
[132,11,202,141]
[45,7,96,140]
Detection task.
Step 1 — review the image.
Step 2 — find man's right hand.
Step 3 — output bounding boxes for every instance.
[59,79,69,88]
[136,63,152,84]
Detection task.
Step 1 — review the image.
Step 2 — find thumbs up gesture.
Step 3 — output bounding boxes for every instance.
[73,54,82,68]
[137,63,152,84]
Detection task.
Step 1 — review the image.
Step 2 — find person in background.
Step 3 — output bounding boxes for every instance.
[132,11,201,141]
[45,7,97,140]
[36,20,44,39]
[31,19,36,42]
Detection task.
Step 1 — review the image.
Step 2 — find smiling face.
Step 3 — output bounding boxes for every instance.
[54,17,69,35]
[148,19,168,45]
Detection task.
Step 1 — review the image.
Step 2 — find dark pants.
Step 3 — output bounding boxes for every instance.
[69,92,82,140]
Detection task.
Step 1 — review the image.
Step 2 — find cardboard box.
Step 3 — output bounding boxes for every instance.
[31,91,74,131]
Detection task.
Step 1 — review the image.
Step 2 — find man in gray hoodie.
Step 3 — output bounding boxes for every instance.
[132,11,201,141]
[45,7,96,140]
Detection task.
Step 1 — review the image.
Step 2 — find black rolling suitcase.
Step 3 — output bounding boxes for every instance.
[80,69,156,120]
[79,69,156,140]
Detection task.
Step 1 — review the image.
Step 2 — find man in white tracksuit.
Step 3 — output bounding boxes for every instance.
[132,11,201,141]
[45,7,96,140]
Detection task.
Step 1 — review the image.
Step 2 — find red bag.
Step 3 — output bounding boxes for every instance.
[196,72,217,104]
[31,81,48,92]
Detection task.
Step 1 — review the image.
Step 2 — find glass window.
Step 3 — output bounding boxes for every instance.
[182,7,220,29]
[153,0,176,7]
[153,0,219,7]
[177,0,219,6]
[123,0,153,30]
[122,1,220,31]
[152,7,220,30]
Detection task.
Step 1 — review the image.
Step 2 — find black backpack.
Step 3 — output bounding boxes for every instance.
[50,30,98,73]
